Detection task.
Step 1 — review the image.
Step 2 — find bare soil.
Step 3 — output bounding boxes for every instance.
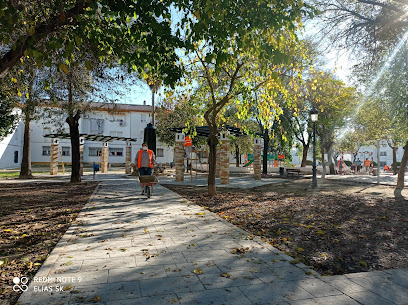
[163,179,408,276]
[0,181,99,305]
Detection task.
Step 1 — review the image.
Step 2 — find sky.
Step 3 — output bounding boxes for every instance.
[116,9,355,107]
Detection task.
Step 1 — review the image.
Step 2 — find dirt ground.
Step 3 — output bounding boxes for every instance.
[0,181,99,305]
[163,178,408,276]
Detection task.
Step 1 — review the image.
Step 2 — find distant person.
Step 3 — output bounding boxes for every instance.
[184,135,192,173]
[355,158,362,172]
[338,160,343,175]
[351,163,356,174]
[384,164,390,172]
[135,142,155,194]
[364,158,371,172]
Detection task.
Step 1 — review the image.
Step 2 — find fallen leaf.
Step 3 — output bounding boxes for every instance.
[62,286,73,291]
[193,268,203,275]
[220,272,231,278]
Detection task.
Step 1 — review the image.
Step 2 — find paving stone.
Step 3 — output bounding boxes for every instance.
[346,290,397,305]
[139,275,205,296]
[105,294,180,305]
[108,266,169,282]
[197,270,263,289]
[238,282,313,304]
[298,278,343,297]
[69,281,141,303]
[320,275,366,294]
[170,261,222,277]
[179,287,253,305]
[181,249,230,262]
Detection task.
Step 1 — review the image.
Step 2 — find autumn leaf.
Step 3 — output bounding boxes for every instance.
[193,268,203,275]
[59,63,69,74]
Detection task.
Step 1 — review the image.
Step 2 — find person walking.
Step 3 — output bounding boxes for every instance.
[355,158,362,172]
[135,142,156,194]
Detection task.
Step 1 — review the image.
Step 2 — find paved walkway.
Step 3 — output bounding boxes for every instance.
[17,176,408,305]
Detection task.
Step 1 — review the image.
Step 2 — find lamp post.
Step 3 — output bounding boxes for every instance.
[310,107,318,188]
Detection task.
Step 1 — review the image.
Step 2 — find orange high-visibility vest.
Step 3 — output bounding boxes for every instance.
[138,149,154,168]
[184,136,192,147]
[364,159,371,167]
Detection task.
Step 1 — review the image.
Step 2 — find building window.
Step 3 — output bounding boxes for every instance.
[380,151,387,156]
[61,146,70,156]
[141,114,147,123]
[157,148,164,157]
[42,146,51,156]
[14,151,18,163]
[110,131,124,137]
[89,147,102,157]
[89,119,104,135]
[109,147,123,156]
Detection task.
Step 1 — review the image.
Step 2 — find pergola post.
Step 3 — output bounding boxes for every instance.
[254,137,262,180]
[101,142,108,173]
[125,141,132,174]
[50,138,59,175]
[175,133,185,181]
[216,146,221,178]
[79,137,84,176]
[220,132,230,184]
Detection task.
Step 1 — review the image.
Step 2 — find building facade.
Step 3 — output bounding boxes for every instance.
[0,103,174,169]
[291,140,406,168]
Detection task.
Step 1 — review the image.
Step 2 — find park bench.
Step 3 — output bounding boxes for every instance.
[286,168,304,178]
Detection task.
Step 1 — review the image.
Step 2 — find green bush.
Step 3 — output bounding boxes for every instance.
[305,160,313,166]
[391,162,401,168]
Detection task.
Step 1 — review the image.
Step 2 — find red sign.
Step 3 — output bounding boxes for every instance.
[278,154,285,160]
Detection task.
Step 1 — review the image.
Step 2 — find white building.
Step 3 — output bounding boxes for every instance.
[0,102,174,169]
[291,140,406,168]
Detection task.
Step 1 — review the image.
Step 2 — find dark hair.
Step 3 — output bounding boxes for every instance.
[142,142,148,146]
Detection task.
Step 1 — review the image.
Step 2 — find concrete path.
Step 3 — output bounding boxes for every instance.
[17,176,408,305]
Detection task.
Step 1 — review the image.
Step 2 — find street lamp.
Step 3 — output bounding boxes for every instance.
[310,107,318,188]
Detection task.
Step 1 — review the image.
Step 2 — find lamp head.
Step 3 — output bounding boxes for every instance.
[310,107,318,122]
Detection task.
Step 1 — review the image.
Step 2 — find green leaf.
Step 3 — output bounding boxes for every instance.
[74,35,82,46]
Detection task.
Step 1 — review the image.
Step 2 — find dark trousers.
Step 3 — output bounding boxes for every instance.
[138,167,152,176]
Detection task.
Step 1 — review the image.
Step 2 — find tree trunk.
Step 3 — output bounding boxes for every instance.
[262,134,269,175]
[301,143,309,167]
[392,146,398,175]
[19,116,33,178]
[67,113,81,183]
[207,134,218,196]
[321,142,326,179]
[66,71,81,183]
[328,150,335,175]
[235,143,239,167]
[394,141,408,197]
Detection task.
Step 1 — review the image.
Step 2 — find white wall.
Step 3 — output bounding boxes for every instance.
[0,121,23,169]
[0,106,174,167]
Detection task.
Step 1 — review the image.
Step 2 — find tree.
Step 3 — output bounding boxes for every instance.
[185,34,306,195]
[312,0,408,62]
[308,71,358,177]
[155,97,203,147]
[0,1,184,85]
[0,91,18,141]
